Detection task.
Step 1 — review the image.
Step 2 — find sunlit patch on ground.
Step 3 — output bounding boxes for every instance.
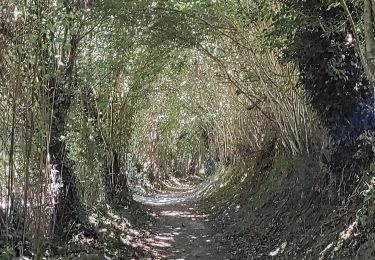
[269,241,287,257]
[162,176,199,191]
[61,177,224,259]
[156,210,208,218]
[319,221,359,259]
[133,179,215,206]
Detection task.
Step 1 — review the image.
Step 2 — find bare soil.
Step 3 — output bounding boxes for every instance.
[132,187,228,260]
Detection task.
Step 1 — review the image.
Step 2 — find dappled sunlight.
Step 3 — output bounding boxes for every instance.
[156,210,208,218]
[334,221,358,251]
[81,197,217,260]
[133,168,228,207]
[318,221,359,259]
[62,193,220,260]
[269,241,287,257]
[115,211,211,259]
[162,176,198,191]
[86,209,174,259]
[119,232,174,257]
[133,180,212,206]
[1,2,369,259]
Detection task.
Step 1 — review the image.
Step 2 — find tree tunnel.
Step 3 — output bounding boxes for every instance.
[2,0,375,259]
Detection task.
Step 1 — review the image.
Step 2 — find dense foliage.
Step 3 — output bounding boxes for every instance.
[1,0,375,258]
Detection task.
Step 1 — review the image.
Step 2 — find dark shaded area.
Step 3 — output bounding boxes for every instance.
[276,1,375,203]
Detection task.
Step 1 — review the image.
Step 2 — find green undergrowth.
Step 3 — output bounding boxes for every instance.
[198,161,253,212]
[200,153,304,213]
[351,165,375,259]
[207,151,375,259]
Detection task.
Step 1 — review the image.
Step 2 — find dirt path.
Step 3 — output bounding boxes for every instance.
[133,189,226,260]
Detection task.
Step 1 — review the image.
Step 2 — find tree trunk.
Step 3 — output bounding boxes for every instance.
[50,35,81,241]
[364,0,375,80]
[104,149,131,206]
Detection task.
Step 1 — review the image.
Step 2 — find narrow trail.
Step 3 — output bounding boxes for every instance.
[132,180,226,260]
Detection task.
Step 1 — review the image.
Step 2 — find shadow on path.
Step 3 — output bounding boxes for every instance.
[130,183,225,260]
